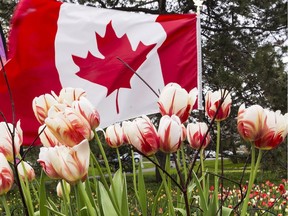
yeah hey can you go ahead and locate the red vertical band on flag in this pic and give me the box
[156,14,198,92]
[0,0,62,145]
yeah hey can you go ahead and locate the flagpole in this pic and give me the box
[193,0,204,110]
[0,22,7,63]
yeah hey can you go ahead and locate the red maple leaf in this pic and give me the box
[72,21,156,113]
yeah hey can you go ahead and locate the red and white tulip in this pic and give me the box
[105,123,124,148]
[158,115,182,153]
[186,122,211,150]
[45,104,94,147]
[32,93,58,124]
[238,104,288,150]
[38,124,62,147]
[17,161,36,182]
[38,139,90,184]
[72,97,100,130]
[0,153,14,195]
[0,121,23,162]
[122,116,159,156]
[57,87,87,106]
[205,89,232,122]
[158,83,198,123]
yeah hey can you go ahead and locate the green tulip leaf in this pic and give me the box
[99,181,118,216]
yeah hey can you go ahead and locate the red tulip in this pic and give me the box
[0,153,14,195]
[0,121,23,162]
[186,122,211,149]
[105,123,124,148]
[205,89,232,121]
[122,116,159,156]
[158,115,182,153]
[158,83,197,123]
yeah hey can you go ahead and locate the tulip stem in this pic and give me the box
[77,181,96,216]
[241,145,263,216]
[153,155,175,216]
[116,148,122,171]
[214,121,221,211]
[200,148,206,199]
[0,195,11,216]
[94,131,113,184]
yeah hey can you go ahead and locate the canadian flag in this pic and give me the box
[0,0,199,145]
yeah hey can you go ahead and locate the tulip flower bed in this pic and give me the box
[0,75,287,215]
[127,180,288,215]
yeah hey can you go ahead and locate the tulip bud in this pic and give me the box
[123,116,159,156]
[72,97,100,130]
[56,180,71,198]
[0,120,23,162]
[187,122,211,150]
[205,89,232,121]
[158,83,197,123]
[0,153,14,195]
[32,93,58,124]
[158,115,182,153]
[17,161,35,182]
[105,123,124,148]
[57,87,86,106]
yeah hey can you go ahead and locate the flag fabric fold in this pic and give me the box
[1,0,199,145]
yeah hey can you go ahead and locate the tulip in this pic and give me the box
[0,121,23,162]
[32,93,58,124]
[57,87,87,106]
[253,110,288,150]
[181,124,187,141]
[122,116,159,156]
[17,161,35,182]
[237,104,267,142]
[205,89,232,121]
[158,115,182,153]
[38,139,90,184]
[72,97,100,130]
[38,125,62,147]
[158,83,198,123]
[237,104,288,150]
[105,123,124,148]
[45,104,94,147]
[0,153,14,195]
[186,122,211,149]
[56,180,71,198]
